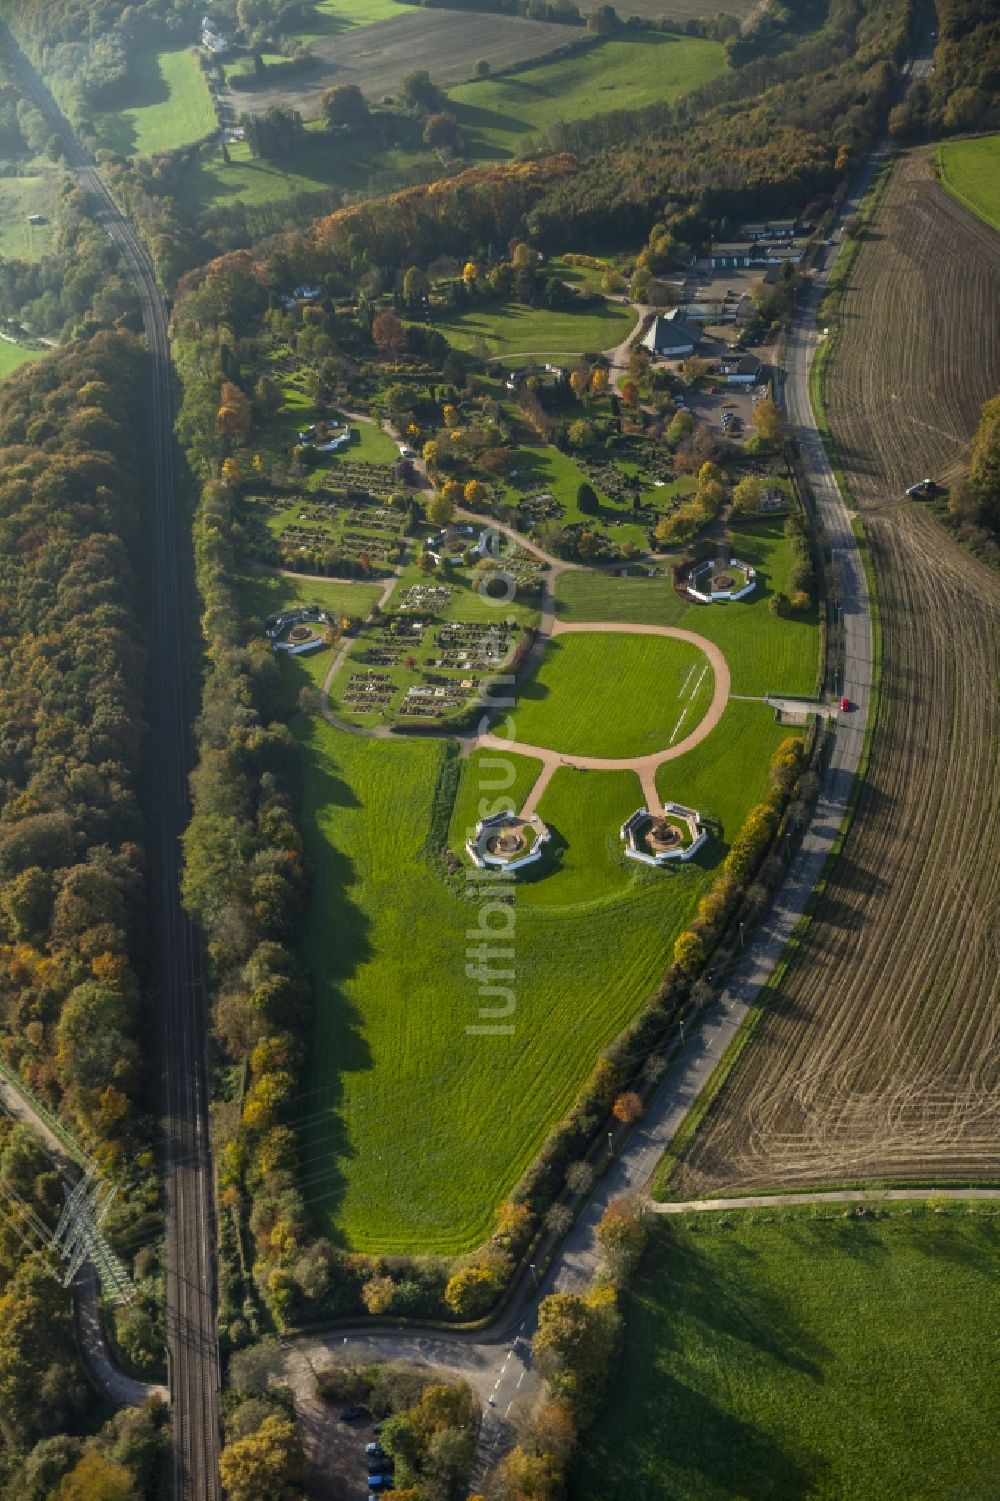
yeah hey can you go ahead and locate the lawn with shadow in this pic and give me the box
[572,1207,1000,1501]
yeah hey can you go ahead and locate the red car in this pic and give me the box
[839,696,851,712]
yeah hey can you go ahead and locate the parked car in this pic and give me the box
[840,697,851,712]
[366,1442,385,1458]
[368,1474,394,1492]
[368,1456,394,1474]
[340,1405,367,1422]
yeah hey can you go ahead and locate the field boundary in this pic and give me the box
[933,136,1000,235]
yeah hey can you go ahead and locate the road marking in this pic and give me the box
[516,1369,525,1389]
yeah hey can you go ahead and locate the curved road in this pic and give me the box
[0,26,222,1501]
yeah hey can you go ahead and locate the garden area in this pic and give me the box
[572,1206,1000,1501]
[428,298,636,358]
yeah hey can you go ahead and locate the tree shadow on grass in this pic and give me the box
[294,736,376,1241]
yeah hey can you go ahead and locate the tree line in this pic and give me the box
[0,333,169,1497]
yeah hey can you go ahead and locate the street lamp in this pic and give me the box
[739,921,744,949]
[528,1263,538,1287]
[679,1019,685,1045]
[607,1131,613,1156]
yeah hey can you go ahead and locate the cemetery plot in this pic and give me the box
[241,485,406,575]
[328,614,524,725]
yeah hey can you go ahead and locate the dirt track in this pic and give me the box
[672,151,1000,1195]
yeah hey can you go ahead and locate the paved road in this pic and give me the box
[0,26,222,1500]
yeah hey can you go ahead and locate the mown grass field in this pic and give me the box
[448,32,726,159]
[936,133,1000,233]
[658,701,801,844]
[510,632,715,757]
[94,47,216,157]
[296,722,718,1252]
[426,298,635,358]
[572,1208,1000,1501]
[448,748,545,847]
[555,518,821,696]
[529,767,644,906]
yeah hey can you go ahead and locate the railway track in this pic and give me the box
[0,26,222,1500]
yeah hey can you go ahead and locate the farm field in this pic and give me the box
[670,153,1000,1199]
[510,631,715,758]
[936,133,1000,233]
[93,48,217,157]
[572,1208,1000,1501]
[824,149,1000,496]
[295,721,716,1252]
[555,518,821,696]
[228,9,575,120]
[427,299,636,358]
[447,32,726,159]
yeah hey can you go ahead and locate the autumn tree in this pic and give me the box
[532,1290,619,1423]
[673,929,705,974]
[372,310,406,355]
[732,474,765,515]
[219,1414,303,1501]
[752,394,783,444]
[594,1195,647,1281]
[427,493,454,528]
[217,380,251,443]
[612,1090,642,1125]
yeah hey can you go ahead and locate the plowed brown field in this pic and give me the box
[672,151,1000,1195]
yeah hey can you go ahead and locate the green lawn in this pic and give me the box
[657,701,801,845]
[511,632,715,758]
[529,766,644,907]
[447,32,726,159]
[296,722,716,1252]
[426,299,636,358]
[448,748,545,846]
[555,518,821,697]
[94,48,216,157]
[0,340,47,379]
[937,134,1000,233]
[572,1207,1000,1501]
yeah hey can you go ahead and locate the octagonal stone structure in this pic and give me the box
[686,556,756,603]
[467,811,551,873]
[620,802,707,867]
